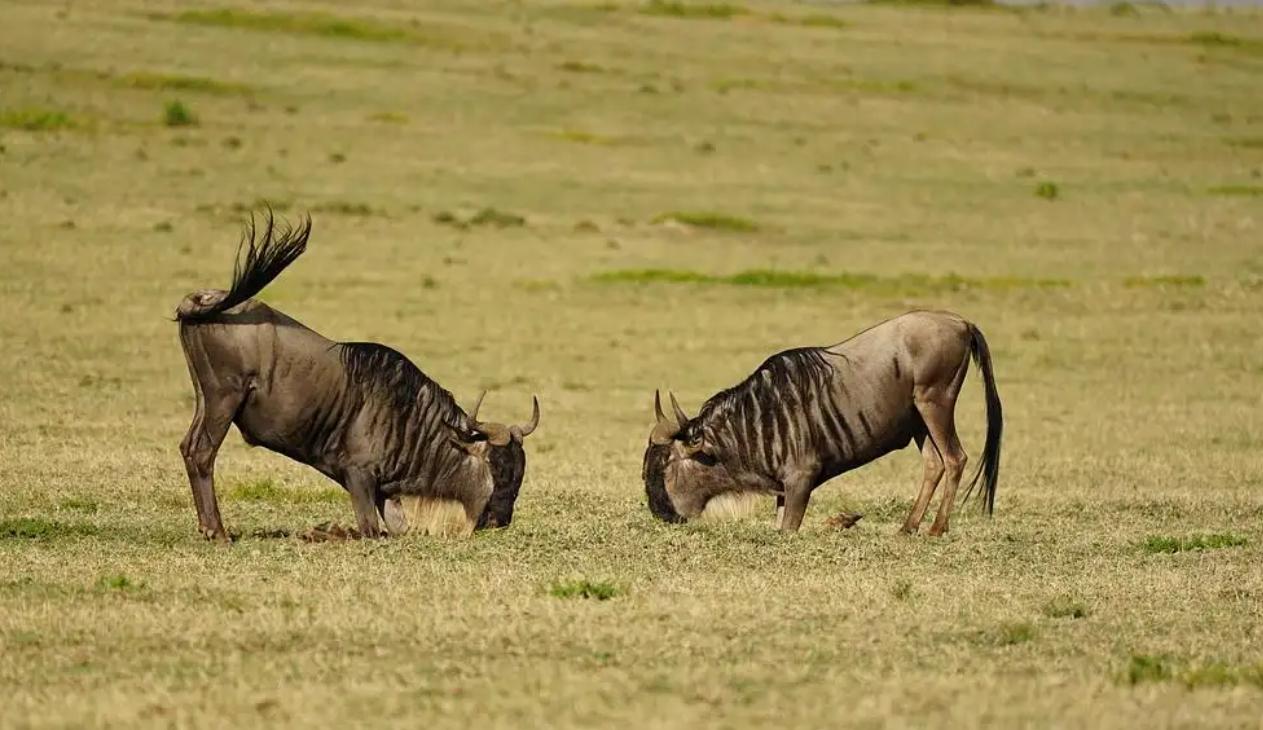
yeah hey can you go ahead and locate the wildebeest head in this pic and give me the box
[446,393,539,529]
[642,391,738,523]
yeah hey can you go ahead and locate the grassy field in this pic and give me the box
[2,0,1263,726]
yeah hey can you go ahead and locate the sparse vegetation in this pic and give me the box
[1034,181,1059,200]
[1043,597,1089,619]
[163,8,413,43]
[1123,275,1204,288]
[227,479,344,505]
[1124,654,1263,689]
[0,107,73,131]
[639,1,749,19]
[592,268,1071,292]
[0,518,96,539]
[120,72,250,95]
[651,211,759,232]
[163,100,197,127]
[1209,185,1263,197]
[549,578,623,600]
[1142,533,1247,554]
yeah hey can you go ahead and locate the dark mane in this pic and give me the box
[338,342,463,418]
[697,347,834,424]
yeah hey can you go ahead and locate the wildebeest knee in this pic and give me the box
[944,451,968,475]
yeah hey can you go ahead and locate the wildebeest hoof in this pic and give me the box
[825,512,864,529]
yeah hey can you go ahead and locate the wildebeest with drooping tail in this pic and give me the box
[176,211,538,541]
[643,311,1002,535]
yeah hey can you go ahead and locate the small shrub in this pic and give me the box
[1043,597,1089,619]
[1142,533,1247,554]
[468,207,526,227]
[164,100,197,127]
[0,108,73,131]
[550,578,622,600]
[1125,654,1172,684]
[1034,181,1059,200]
[652,211,759,232]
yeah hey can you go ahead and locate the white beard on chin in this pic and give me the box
[383,496,475,537]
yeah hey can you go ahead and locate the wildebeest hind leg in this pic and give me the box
[180,391,243,542]
[919,402,968,538]
[899,432,944,535]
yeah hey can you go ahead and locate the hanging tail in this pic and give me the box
[176,209,311,321]
[961,323,1003,515]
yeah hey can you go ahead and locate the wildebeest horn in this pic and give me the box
[511,396,540,440]
[468,390,487,424]
[669,391,690,425]
[650,390,681,445]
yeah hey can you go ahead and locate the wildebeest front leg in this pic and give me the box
[179,391,243,543]
[343,469,384,538]
[778,469,817,532]
[775,494,786,529]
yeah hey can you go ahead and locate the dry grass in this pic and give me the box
[2,0,1262,727]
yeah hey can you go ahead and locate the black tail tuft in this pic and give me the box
[962,323,1003,515]
[177,208,311,321]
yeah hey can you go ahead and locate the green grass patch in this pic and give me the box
[593,268,1071,293]
[119,72,250,95]
[1034,181,1059,200]
[1187,32,1263,53]
[549,578,623,600]
[0,107,73,131]
[97,574,145,592]
[0,518,97,540]
[558,60,606,73]
[367,111,408,124]
[57,497,99,514]
[163,8,413,43]
[1209,185,1263,197]
[868,0,995,7]
[313,201,378,217]
[227,478,344,505]
[1123,275,1204,288]
[163,100,197,127]
[1123,654,1263,689]
[1141,533,1247,554]
[1225,137,1263,149]
[652,211,760,232]
[639,1,748,19]
[554,129,633,146]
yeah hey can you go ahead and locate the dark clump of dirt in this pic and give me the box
[299,522,362,542]
[824,512,864,529]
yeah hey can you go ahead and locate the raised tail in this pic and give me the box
[961,323,1003,515]
[176,209,312,321]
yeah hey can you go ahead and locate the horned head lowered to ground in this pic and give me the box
[445,391,540,529]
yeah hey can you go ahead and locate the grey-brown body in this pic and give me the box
[644,311,1002,535]
[177,213,536,541]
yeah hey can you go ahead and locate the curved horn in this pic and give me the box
[669,391,690,425]
[515,396,540,438]
[468,390,487,425]
[654,390,669,425]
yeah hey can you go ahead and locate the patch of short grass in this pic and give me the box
[433,207,526,228]
[554,129,633,146]
[0,107,73,131]
[639,1,749,19]
[1034,181,1059,200]
[227,478,344,505]
[120,72,250,95]
[312,201,378,217]
[652,211,760,232]
[1123,654,1263,689]
[767,12,848,29]
[1187,32,1263,53]
[163,100,197,127]
[97,574,145,592]
[163,8,412,44]
[1124,654,1173,684]
[0,517,97,540]
[549,578,623,600]
[1141,533,1247,554]
[558,60,606,73]
[868,0,994,7]
[57,496,99,513]
[592,268,1071,293]
[1209,185,1263,197]
[367,111,408,124]
[1123,275,1204,288]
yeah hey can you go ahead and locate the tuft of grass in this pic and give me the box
[652,211,759,232]
[1043,597,1089,619]
[57,497,99,514]
[558,60,606,73]
[549,578,623,600]
[468,207,527,227]
[313,201,377,216]
[1209,185,1263,197]
[120,72,249,95]
[1225,137,1263,149]
[227,478,344,505]
[97,574,144,592]
[1124,654,1172,684]
[592,268,1070,293]
[163,100,197,127]
[1123,655,1263,689]
[0,107,73,131]
[768,12,848,29]
[0,518,96,540]
[639,1,748,19]
[367,111,408,124]
[554,129,633,146]
[1141,533,1247,554]
[994,622,1036,646]
[1034,181,1059,200]
[1109,2,1139,16]
[164,8,412,44]
[867,0,995,6]
[1123,275,1204,288]
[891,579,914,601]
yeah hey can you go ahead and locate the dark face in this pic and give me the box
[642,433,739,523]
[477,440,526,529]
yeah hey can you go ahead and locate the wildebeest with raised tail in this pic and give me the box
[643,311,1002,535]
[176,211,538,541]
